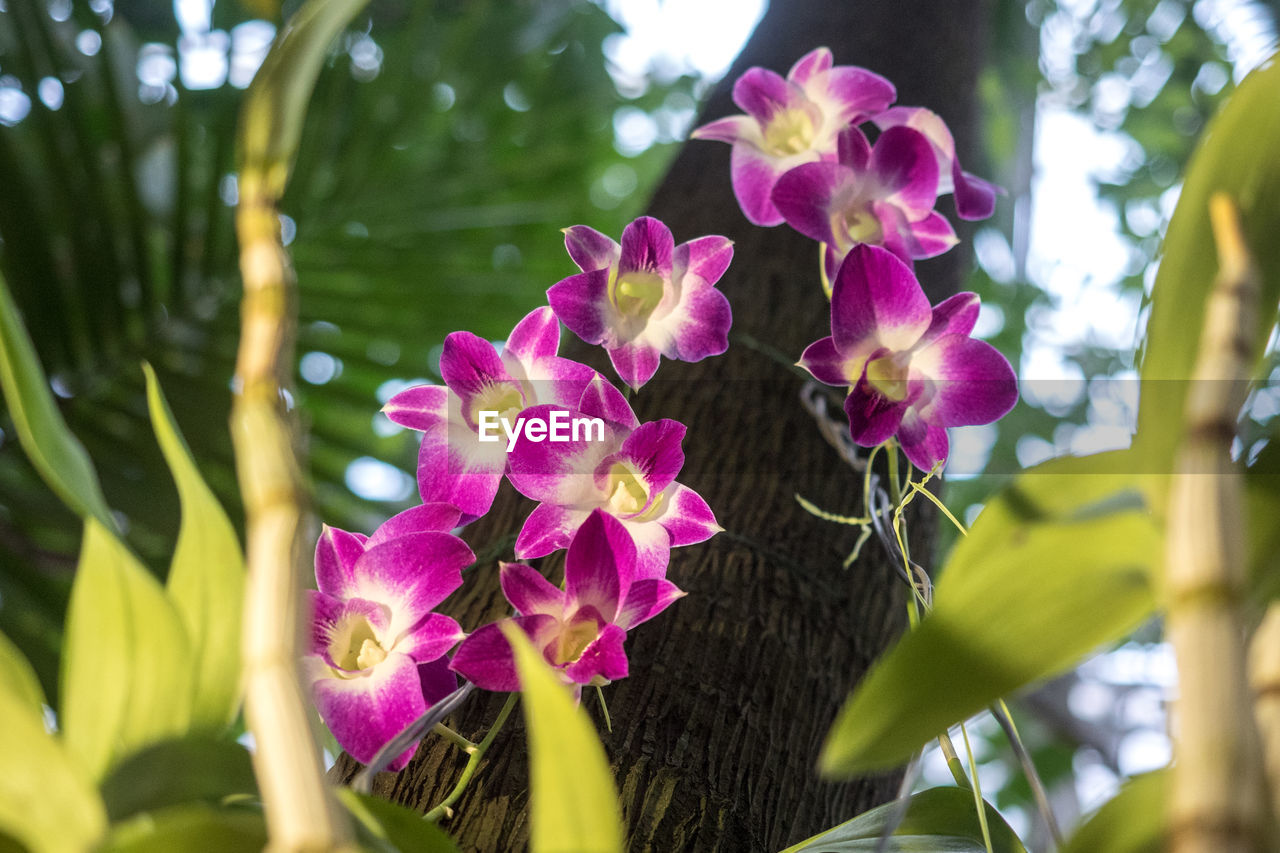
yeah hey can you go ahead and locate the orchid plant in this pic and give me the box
[301,40,1024,847]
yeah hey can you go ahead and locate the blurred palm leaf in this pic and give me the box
[0,0,689,700]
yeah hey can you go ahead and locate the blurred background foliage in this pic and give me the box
[0,0,1276,845]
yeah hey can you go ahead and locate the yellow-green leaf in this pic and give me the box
[821,453,1160,776]
[98,804,266,853]
[336,789,460,853]
[143,363,246,730]
[0,688,106,853]
[1136,57,1280,471]
[505,625,624,853]
[1060,770,1166,853]
[0,270,115,531]
[61,519,194,780]
[0,628,45,713]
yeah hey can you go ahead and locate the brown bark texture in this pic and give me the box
[333,0,990,849]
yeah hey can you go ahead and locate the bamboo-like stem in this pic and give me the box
[1249,603,1280,835]
[1164,193,1268,853]
[233,169,355,852]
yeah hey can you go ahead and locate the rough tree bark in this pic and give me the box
[333,0,990,849]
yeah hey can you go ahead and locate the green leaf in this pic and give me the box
[505,624,625,853]
[1060,770,1167,853]
[335,789,460,853]
[99,736,257,823]
[60,519,194,780]
[0,688,106,853]
[0,270,115,531]
[143,363,246,730]
[1136,58,1280,471]
[821,453,1161,776]
[1246,437,1280,602]
[781,786,1026,853]
[0,627,45,713]
[98,804,267,853]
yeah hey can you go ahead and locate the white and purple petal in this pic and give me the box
[731,66,797,123]
[844,381,910,448]
[787,46,833,87]
[315,525,366,598]
[500,560,565,618]
[663,284,733,364]
[353,532,472,635]
[564,510,635,620]
[439,331,512,399]
[506,404,620,505]
[919,292,980,348]
[772,161,846,245]
[563,225,620,273]
[798,336,861,387]
[615,578,685,631]
[730,143,789,227]
[504,306,561,363]
[654,483,722,547]
[415,412,506,523]
[311,650,426,770]
[563,623,629,686]
[618,419,686,497]
[617,516,673,580]
[689,114,761,145]
[911,335,1018,428]
[831,244,932,353]
[618,216,675,278]
[547,268,611,346]
[871,126,940,219]
[382,383,447,432]
[397,612,465,663]
[450,614,558,692]
[896,408,951,472]
[367,502,462,547]
[607,340,663,391]
[514,503,591,560]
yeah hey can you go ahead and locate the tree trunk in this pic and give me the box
[333,0,989,848]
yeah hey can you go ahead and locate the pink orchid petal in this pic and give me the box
[615,578,685,631]
[902,209,959,259]
[772,160,845,244]
[675,235,734,288]
[307,591,344,657]
[919,292,980,347]
[439,331,512,398]
[836,125,872,171]
[608,340,662,391]
[418,656,458,705]
[367,503,462,547]
[450,615,558,692]
[872,127,940,218]
[913,335,1019,427]
[815,65,896,124]
[666,285,732,363]
[514,503,591,560]
[896,408,950,472]
[506,404,620,505]
[382,383,447,431]
[953,164,999,220]
[315,525,366,598]
[731,66,797,122]
[565,510,635,621]
[655,483,721,547]
[547,268,611,346]
[504,306,561,362]
[618,419,686,497]
[576,373,639,430]
[689,114,760,145]
[619,516,672,580]
[788,46,833,86]
[618,216,675,279]
[353,532,472,633]
[415,412,506,523]
[831,245,932,353]
[799,336,862,387]
[398,612,465,663]
[730,143,788,226]
[500,561,565,618]
[844,380,909,448]
[563,225,620,273]
[563,623,629,686]
[312,651,426,770]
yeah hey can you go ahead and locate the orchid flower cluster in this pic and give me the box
[692,47,1018,471]
[305,220,730,767]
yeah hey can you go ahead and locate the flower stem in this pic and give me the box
[433,723,477,754]
[426,693,520,822]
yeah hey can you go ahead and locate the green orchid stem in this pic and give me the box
[936,731,972,790]
[991,699,1064,847]
[433,723,477,754]
[426,693,519,823]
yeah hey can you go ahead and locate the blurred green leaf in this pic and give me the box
[61,519,194,780]
[336,789,459,853]
[821,453,1160,776]
[0,626,45,713]
[505,624,624,853]
[99,736,257,824]
[1060,769,1167,853]
[143,363,246,730]
[1136,57,1280,471]
[781,786,1026,853]
[1246,437,1280,602]
[98,804,267,853]
[0,688,106,853]
[0,270,115,531]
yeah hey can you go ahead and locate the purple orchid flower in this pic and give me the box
[872,106,1000,221]
[305,506,474,769]
[504,403,720,580]
[772,125,958,281]
[548,216,734,391]
[690,47,896,226]
[798,244,1018,472]
[450,509,684,695]
[382,307,603,523]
